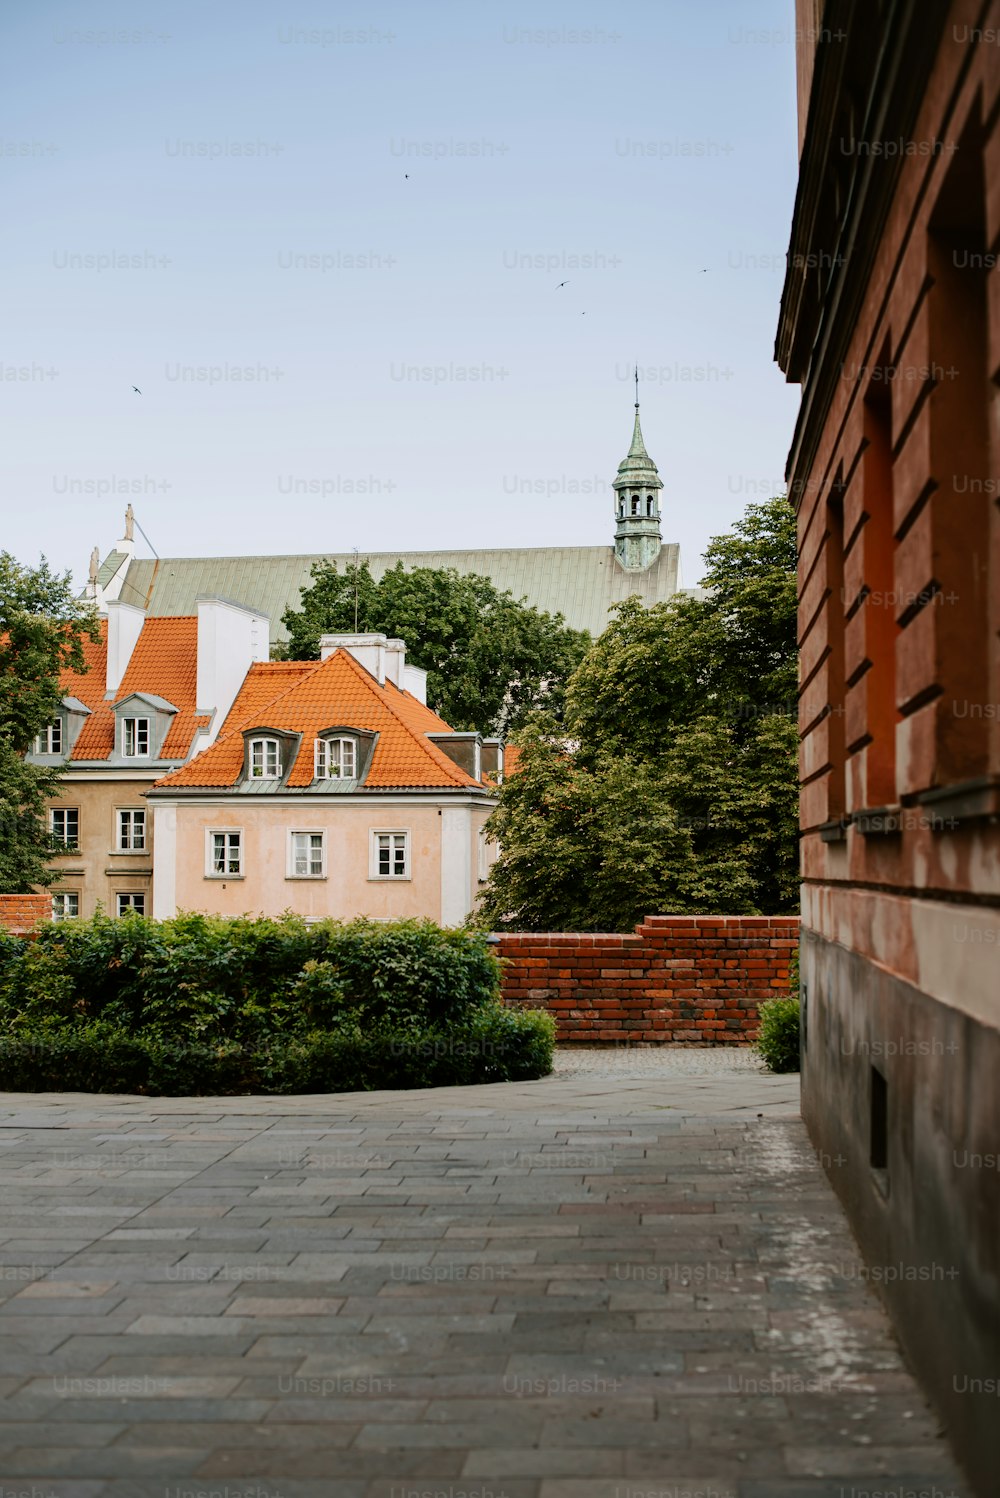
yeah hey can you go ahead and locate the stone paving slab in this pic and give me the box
[0,1055,974,1496]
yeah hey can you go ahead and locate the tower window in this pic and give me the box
[631,495,640,515]
[646,496,653,516]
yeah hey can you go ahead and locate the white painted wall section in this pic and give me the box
[104,602,146,695]
[152,804,177,919]
[440,805,473,926]
[196,598,269,742]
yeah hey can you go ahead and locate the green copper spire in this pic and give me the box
[612,384,663,572]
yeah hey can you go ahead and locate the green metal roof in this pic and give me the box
[615,407,663,491]
[97,550,128,588]
[119,544,681,642]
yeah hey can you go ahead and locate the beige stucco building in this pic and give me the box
[148,634,499,926]
[37,605,497,926]
[32,597,268,920]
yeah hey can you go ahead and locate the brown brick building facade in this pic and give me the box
[777,3,999,1491]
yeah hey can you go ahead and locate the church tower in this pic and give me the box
[613,383,663,571]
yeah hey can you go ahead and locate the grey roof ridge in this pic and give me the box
[130,542,655,564]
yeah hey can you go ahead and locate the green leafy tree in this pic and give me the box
[280,560,590,734]
[0,554,100,892]
[478,497,799,929]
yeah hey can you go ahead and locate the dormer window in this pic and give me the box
[122,717,150,758]
[34,719,63,754]
[249,737,282,779]
[315,736,356,780]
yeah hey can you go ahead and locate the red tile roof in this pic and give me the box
[58,621,108,715]
[65,617,208,762]
[154,647,482,792]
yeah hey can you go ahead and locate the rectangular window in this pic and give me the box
[122,717,150,758]
[52,892,79,920]
[372,830,409,879]
[116,893,146,917]
[290,831,325,877]
[250,737,281,778]
[50,807,79,848]
[117,809,146,852]
[208,830,242,876]
[35,720,63,754]
[315,737,356,779]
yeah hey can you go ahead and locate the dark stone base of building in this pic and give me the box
[800,928,1000,1496]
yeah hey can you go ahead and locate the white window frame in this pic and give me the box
[121,716,150,759]
[50,806,79,848]
[249,736,282,779]
[370,829,410,880]
[116,892,146,917]
[288,829,326,879]
[52,892,79,920]
[35,719,63,754]
[116,808,146,853]
[314,735,357,780]
[206,828,243,877]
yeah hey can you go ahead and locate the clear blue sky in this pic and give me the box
[3,0,801,590]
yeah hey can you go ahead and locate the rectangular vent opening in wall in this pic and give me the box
[870,1064,889,1182]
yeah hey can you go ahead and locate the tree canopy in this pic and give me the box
[477,497,799,930]
[0,554,100,892]
[280,559,590,735]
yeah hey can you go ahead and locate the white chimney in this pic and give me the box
[402,664,428,704]
[383,638,407,689]
[320,632,387,685]
[105,602,146,696]
[197,597,269,743]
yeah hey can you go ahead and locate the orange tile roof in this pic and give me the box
[154,647,483,792]
[502,744,522,777]
[68,616,207,762]
[215,661,315,738]
[58,621,108,714]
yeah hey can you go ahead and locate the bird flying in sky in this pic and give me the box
[132,386,141,394]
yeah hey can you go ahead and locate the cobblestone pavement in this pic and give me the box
[0,1054,971,1498]
[553,1044,770,1077]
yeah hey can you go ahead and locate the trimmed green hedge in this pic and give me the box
[0,913,554,1095]
[755,995,800,1073]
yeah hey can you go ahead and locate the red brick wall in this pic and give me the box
[0,894,50,935]
[496,915,799,1045]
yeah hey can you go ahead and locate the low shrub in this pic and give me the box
[0,913,554,1095]
[755,995,800,1073]
[0,1009,556,1096]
